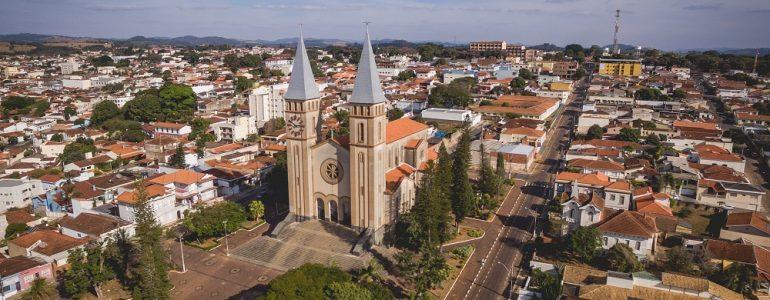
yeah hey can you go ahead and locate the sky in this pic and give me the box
[1,0,769,50]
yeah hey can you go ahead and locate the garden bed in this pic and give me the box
[444,226,485,246]
[241,219,266,230]
[185,238,220,251]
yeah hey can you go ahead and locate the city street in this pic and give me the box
[446,82,582,300]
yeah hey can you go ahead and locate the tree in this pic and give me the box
[249,200,265,222]
[131,183,172,299]
[574,68,587,79]
[586,124,604,140]
[168,144,186,168]
[671,88,687,99]
[60,248,94,298]
[182,201,246,240]
[325,281,372,300]
[451,130,475,229]
[235,76,255,92]
[428,83,472,108]
[569,227,601,263]
[665,246,694,274]
[479,142,501,196]
[50,133,64,142]
[531,268,563,300]
[5,223,29,239]
[387,108,404,121]
[606,243,643,273]
[634,88,668,101]
[518,68,534,80]
[265,264,353,300]
[396,247,450,296]
[90,55,114,67]
[617,127,641,142]
[91,100,121,126]
[187,118,211,141]
[21,278,57,300]
[644,133,661,146]
[394,70,416,81]
[715,263,756,294]
[496,151,506,179]
[510,77,527,91]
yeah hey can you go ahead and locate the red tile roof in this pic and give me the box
[386,118,429,144]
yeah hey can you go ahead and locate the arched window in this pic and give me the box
[358,123,365,143]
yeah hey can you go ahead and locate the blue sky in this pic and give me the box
[2,0,769,50]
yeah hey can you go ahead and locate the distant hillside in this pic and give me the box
[675,47,770,56]
[529,43,563,51]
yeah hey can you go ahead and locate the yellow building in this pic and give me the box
[598,59,642,77]
[550,81,573,92]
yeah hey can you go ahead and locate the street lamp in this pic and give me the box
[497,261,513,300]
[178,234,186,273]
[222,220,230,256]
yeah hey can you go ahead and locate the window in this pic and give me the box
[358,123,364,143]
[635,241,641,250]
[603,237,608,245]
[620,196,625,205]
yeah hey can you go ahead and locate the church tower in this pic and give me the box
[348,26,388,239]
[284,29,321,221]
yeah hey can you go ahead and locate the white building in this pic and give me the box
[212,115,258,142]
[597,211,658,259]
[0,179,43,213]
[536,89,570,104]
[420,108,481,126]
[249,83,290,127]
[62,76,92,89]
[60,59,80,75]
[117,184,187,226]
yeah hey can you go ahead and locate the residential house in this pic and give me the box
[595,211,659,259]
[117,184,186,226]
[0,256,54,298]
[148,169,218,204]
[7,230,90,267]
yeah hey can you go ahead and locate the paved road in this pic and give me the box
[446,82,583,300]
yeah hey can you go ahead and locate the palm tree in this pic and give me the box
[248,200,265,222]
[21,278,57,300]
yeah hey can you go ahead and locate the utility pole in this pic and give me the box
[222,220,230,256]
[612,9,621,55]
[178,234,187,273]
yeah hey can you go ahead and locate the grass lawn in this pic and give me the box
[241,219,266,230]
[429,245,475,299]
[671,203,726,237]
[185,238,221,251]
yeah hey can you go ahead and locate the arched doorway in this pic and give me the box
[339,197,351,226]
[329,200,338,223]
[316,198,325,220]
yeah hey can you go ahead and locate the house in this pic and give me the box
[117,184,186,226]
[492,143,536,172]
[555,264,742,300]
[147,169,218,204]
[704,239,770,284]
[561,191,606,233]
[499,127,545,150]
[553,172,633,211]
[697,179,765,211]
[595,210,658,259]
[420,108,482,127]
[38,173,66,191]
[0,179,44,214]
[693,144,745,174]
[7,230,90,267]
[151,121,192,138]
[0,256,54,298]
[59,212,133,241]
[566,159,626,180]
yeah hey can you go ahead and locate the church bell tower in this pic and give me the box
[284,29,321,221]
[348,25,388,239]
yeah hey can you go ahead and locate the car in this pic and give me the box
[720,204,735,210]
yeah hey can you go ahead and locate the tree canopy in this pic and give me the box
[569,227,601,263]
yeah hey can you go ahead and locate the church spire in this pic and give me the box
[284,25,321,101]
[349,23,387,104]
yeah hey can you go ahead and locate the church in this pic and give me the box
[282,28,434,244]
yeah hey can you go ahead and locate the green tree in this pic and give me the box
[394,70,416,81]
[187,118,211,141]
[168,144,186,168]
[495,151,506,179]
[665,246,694,274]
[4,223,29,238]
[123,91,163,122]
[91,100,121,126]
[606,243,643,273]
[131,183,172,299]
[395,247,450,297]
[265,264,352,300]
[59,137,97,164]
[20,278,57,300]
[617,127,641,142]
[90,55,114,67]
[478,142,501,196]
[387,108,404,121]
[235,76,255,92]
[531,268,563,300]
[586,124,604,140]
[715,263,756,294]
[325,281,372,300]
[249,200,265,221]
[451,130,475,229]
[671,88,687,99]
[569,227,601,263]
[182,201,246,240]
[60,248,94,298]
[518,68,534,80]
[428,81,473,108]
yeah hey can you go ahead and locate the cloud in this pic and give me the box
[85,3,158,11]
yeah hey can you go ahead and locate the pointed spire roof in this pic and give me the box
[349,25,387,104]
[284,27,321,101]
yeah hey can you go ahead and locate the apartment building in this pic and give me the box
[469,41,507,52]
[0,179,43,213]
[598,59,643,77]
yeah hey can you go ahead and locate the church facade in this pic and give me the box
[283,28,433,243]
